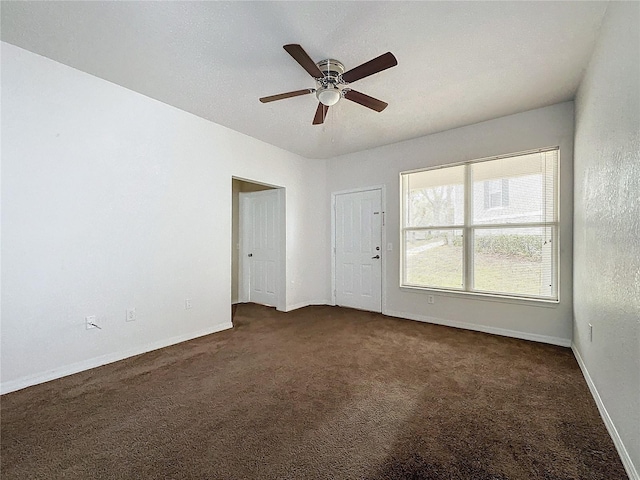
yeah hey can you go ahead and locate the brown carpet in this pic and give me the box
[1,303,627,479]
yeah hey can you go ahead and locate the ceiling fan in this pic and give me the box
[260,44,398,125]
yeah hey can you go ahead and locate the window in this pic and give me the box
[484,179,509,209]
[401,148,559,301]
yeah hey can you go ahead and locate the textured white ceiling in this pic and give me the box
[1,1,607,159]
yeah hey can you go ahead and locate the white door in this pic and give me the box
[240,190,280,307]
[334,189,382,312]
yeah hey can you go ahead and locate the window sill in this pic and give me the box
[399,285,560,307]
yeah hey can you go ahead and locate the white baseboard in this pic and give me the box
[284,300,330,312]
[0,321,233,395]
[383,309,572,347]
[284,302,309,312]
[572,344,638,480]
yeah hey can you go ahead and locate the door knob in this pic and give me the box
[248,253,253,257]
[372,255,380,259]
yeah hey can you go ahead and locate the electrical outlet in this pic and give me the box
[428,295,435,304]
[86,315,97,330]
[185,299,192,310]
[126,308,136,322]
[589,323,593,342]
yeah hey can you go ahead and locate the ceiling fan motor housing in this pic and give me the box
[316,59,345,79]
[316,59,345,106]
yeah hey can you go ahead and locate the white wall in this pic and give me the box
[0,43,330,393]
[573,2,640,478]
[327,102,574,345]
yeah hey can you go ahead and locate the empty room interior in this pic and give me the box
[1,1,638,479]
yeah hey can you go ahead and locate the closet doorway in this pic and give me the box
[231,178,285,311]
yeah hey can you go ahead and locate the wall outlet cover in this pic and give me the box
[85,315,97,330]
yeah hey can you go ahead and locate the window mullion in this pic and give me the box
[464,165,473,291]
[404,225,465,231]
[466,221,559,229]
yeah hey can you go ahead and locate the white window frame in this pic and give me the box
[400,147,560,303]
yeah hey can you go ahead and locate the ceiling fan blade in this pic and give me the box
[341,52,397,84]
[344,90,388,112]
[259,89,314,103]
[283,44,324,78]
[312,103,329,125]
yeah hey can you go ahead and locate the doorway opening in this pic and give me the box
[232,177,286,314]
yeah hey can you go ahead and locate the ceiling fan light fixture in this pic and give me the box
[317,86,341,106]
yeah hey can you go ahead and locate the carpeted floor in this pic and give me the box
[1,303,627,479]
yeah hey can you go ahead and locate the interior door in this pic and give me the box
[334,189,382,312]
[241,190,280,307]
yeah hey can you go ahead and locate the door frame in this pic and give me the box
[238,186,286,312]
[330,185,387,312]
